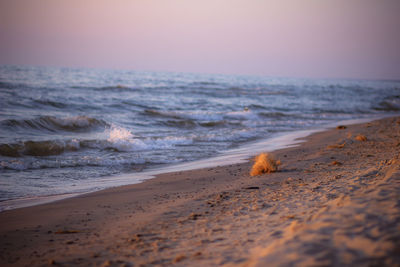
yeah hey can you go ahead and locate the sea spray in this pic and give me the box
[106,125,146,152]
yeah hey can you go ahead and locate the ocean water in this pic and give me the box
[1,65,399,205]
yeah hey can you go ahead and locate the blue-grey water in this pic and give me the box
[0,65,399,204]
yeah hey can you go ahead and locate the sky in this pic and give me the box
[0,0,399,80]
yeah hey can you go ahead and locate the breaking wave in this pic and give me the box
[0,139,80,157]
[1,116,108,132]
[144,109,260,128]
[0,125,193,158]
[104,125,193,152]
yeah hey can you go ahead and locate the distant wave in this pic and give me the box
[144,109,258,122]
[162,119,197,128]
[33,99,68,109]
[143,109,183,120]
[143,109,225,128]
[94,85,133,91]
[259,112,291,118]
[0,81,23,89]
[374,96,400,111]
[70,84,134,92]
[190,81,221,86]
[1,116,108,133]
[143,108,284,129]
[227,87,289,96]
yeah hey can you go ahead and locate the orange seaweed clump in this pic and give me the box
[250,153,281,176]
[355,134,367,141]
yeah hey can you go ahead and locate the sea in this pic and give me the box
[1,65,399,209]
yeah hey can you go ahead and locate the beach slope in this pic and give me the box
[0,117,399,266]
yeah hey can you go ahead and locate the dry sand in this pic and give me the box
[0,117,399,267]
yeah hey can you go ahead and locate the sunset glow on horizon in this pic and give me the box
[1,0,399,79]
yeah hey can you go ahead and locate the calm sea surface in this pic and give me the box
[1,65,399,204]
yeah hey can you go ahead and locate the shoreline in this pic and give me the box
[1,116,399,266]
[0,115,389,212]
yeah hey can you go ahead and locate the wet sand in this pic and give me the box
[1,117,399,266]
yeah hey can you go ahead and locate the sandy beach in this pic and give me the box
[1,116,399,266]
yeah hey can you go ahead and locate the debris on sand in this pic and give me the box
[250,153,281,176]
[355,134,367,142]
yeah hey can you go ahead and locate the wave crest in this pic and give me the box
[0,139,80,157]
[2,115,108,132]
[375,96,400,111]
[105,125,192,152]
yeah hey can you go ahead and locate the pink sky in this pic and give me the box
[1,0,399,79]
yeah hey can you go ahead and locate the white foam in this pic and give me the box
[106,125,192,152]
[107,125,135,142]
[0,159,27,170]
